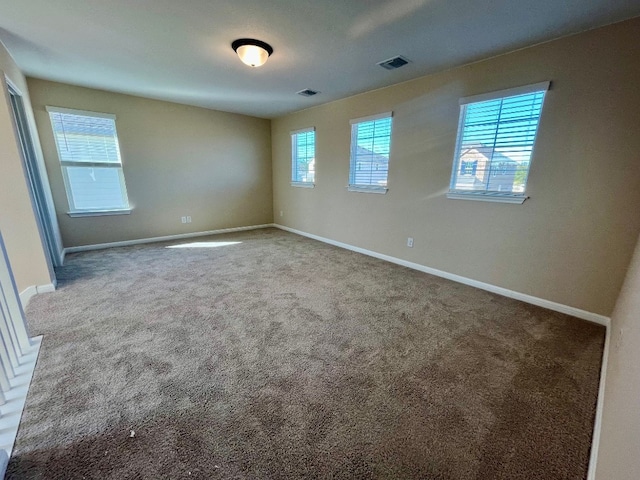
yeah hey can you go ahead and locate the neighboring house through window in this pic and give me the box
[461,160,478,176]
[47,107,130,216]
[447,82,549,203]
[291,127,315,187]
[348,112,392,193]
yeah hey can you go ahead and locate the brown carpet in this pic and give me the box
[7,228,604,479]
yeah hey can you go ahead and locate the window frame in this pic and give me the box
[46,106,131,216]
[447,81,550,204]
[348,112,393,194]
[290,126,316,188]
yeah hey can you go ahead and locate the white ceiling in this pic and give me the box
[0,0,638,118]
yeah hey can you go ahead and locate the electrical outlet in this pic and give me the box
[181,216,187,224]
[186,216,192,223]
[407,237,414,248]
[280,210,283,217]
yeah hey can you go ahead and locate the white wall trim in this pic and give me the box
[273,223,610,326]
[20,222,610,479]
[273,223,611,478]
[587,319,611,480]
[37,283,56,294]
[291,182,315,188]
[19,283,56,309]
[459,80,550,105]
[63,223,275,255]
[0,335,42,479]
[18,286,36,308]
[347,185,388,194]
[67,208,132,218]
[446,192,528,204]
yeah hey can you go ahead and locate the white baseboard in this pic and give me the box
[273,224,610,326]
[274,223,611,479]
[63,223,275,255]
[21,222,611,478]
[18,286,36,307]
[587,321,610,480]
[19,283,56,309]
[0,335,42,478]
[37,283,56,294]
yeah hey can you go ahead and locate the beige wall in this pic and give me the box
[27,79,273,247]
[0,43,53,292]
[272,18,640,317]
[595,232,640,479]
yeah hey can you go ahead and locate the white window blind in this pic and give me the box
[291,128,315,185]
[47,107,130,213]
[449,82,549,202]
[349,113,392,191]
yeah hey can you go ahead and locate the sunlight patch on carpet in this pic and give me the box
[166,241,241,249]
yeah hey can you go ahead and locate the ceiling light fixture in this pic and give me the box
[231,38,273,67]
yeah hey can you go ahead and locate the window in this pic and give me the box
[47,107,130,215]
[291,127,315,187]
[448,81,549,204]
[348,112,392,193]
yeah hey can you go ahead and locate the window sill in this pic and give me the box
[446,192,528,204]
[290,182,315,188]
[347,185,388,194]
[68,208,132,217]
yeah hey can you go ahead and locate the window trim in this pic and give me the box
[347,185,388,194]
[67,208,132,218]
[46,105,116,120]
[349,111,393,125]
[446,192,527,204]
[459,81,550,106]
[290,126,316,187]
[291,181,315,188]
[47,106,131,214]
[448,82,550,204]
[348,111,393,194]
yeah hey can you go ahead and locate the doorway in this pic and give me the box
[6,80,62,275]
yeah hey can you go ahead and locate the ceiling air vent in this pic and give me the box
[297,89,319,97]
[377,55,411,70]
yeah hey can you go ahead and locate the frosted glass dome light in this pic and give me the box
[232,39,273,68]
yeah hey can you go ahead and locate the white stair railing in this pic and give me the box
[0,231,43,476]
